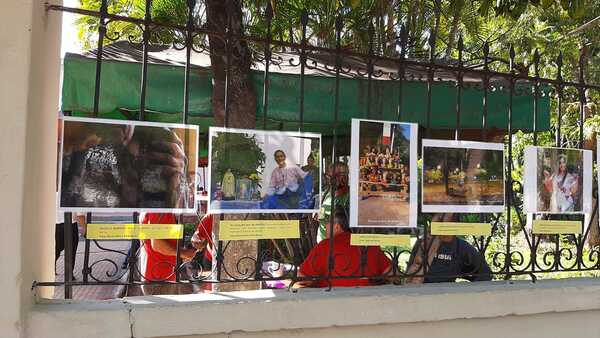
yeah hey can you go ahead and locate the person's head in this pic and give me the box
[306,153,315,166]
[431,213,459,242]
[326,162,349,188]
[274,150,286,168]
[558,154,567,173]
[325,208,349,238]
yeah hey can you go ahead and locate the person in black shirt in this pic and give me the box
[406,213,492,284]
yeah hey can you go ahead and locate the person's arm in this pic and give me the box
[404,239,422,276]
[543,171,553,193]
[295,244,324,287]
[292,270,316,288]
[75,213,87,236]
[150,239,197,262]
[569,176,578,196]
[370,247,396,284]
[190,231,208,251]
[295,165,308,178]
[266,169,280,195]
[460,240,492,282]
[191,215,213,250]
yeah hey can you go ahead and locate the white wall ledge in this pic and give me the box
[27,278,600,338]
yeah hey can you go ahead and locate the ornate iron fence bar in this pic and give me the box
[505,46,515,278]
[261,2,273,130]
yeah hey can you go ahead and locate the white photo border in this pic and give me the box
[349,118,418,228]
[421,139,506,213]
[207,126,322,214]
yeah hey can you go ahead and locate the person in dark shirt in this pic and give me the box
[406,213,492,284]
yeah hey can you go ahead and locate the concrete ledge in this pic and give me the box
[26,299,131,338]
[26,278,600,338]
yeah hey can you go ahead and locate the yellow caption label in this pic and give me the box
[87,224,183,240]
[430,222,491,236]
[532,220,582,234]
[350,234,411,247]
[219,220,300,241]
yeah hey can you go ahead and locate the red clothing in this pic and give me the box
[195,214,214,261]
[141,213,178,281]
[299,232,391,287]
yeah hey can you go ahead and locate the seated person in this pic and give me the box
[317,162,349,242]
[191,213,214,271]
[298,208,391,287]
[139,212,197,295]
[261,149,312,209]
[301,153,320,208]
[405,213,492,284]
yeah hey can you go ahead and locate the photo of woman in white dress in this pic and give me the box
[524,146,591,214]
[542,154,579,212]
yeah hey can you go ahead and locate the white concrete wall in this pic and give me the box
[190,311,600,338]
[26,279,600,338]
[0,1,62,337]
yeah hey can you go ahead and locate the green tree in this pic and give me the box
[210,132,266,184]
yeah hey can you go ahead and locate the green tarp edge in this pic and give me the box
[61,54,550,135]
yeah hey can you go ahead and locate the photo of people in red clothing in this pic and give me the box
[349,119,418,228]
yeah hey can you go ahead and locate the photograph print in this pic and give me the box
[59,116,199,213]
[422,139,505,213]
[350,119,418,228]
[524,146,592,214]
[208,127,321,213]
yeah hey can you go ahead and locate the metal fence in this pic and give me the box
[37,0,600,299]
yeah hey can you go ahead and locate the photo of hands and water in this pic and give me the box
[59,117,198,212]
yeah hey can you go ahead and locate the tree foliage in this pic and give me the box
[210,132,266,183]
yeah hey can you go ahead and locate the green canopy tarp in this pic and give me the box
[61,53,550,135]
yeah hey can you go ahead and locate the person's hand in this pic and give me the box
[79,134,102,151]
[571,184,578,195]
[191,230,208,251]
[147,132,186,177]
[145,131,187,206]
[180,248,198,262]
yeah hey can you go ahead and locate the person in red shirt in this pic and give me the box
[298,208,391,288]
[139,212,197,295]
[191,213,214,270]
